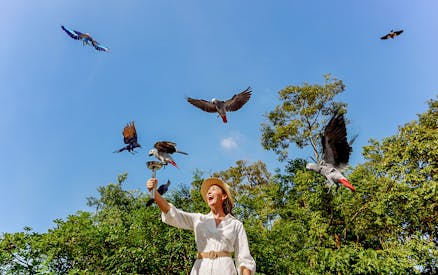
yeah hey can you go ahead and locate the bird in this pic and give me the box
[61,25,110,52]
[380,29,404,40]
[114,122,141,154]
[148,141,188,168]
[306,110,356,192]
[146,179,171,206]
[186,86,252,123]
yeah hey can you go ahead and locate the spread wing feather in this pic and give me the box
[92,40,110,52]
[154,141,177,153]
[322,112,352,168]
[61,25,82,40]
[123,122,137,144]
[186,97,217,113]
[224,87,252,112]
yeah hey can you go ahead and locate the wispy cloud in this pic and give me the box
[220,137,238,150]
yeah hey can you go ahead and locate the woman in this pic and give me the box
[147,177,256,275]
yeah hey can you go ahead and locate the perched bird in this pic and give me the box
[380,29,404,40]
[61,25,110,52]
[114,122,141,154]
[148,141,188,168]
[146,179,171,206]
[306,111,356,192]
[186,86,252,123]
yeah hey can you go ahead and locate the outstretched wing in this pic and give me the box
[154,141,177,153]
[61,25,82,40]
[224,86,252,112]
[92,40,110,52]
[380,33,391,40]
[123,122,138,144]
[321,111,352,168]
[186,97,217,113]
[393,30,404,36]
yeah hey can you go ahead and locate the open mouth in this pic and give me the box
[207,195,214,202]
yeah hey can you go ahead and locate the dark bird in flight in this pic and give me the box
[306,111,356,192]
[380,29,404,40]
[148,141,188,168]
[146,179,171,206]
[61,25,110,52]
[114,122,141,154]
[186,87,252,123]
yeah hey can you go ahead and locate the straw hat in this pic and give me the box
[200,178,234,207]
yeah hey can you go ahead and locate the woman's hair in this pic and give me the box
[223,197,234,215]
[217,185,233,215]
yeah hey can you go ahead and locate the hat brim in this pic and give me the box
[200,178,234,207]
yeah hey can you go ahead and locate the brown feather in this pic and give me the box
[224,87,252,112]
[123,122,137,144]
[187,98,217,113]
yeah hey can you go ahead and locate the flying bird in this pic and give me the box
[148,141,188,168]
[306,111,356,192]
[186,86,252,123]
[114,122,141,154]
[380,29,404,40]
[61,25,110,52]
[146,179,171,206]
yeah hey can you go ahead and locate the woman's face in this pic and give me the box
[206,185,227,208]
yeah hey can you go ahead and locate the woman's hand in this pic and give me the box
[146,178,157,192]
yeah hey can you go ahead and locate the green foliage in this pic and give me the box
[1,87,436,274]
[261,74,347,161]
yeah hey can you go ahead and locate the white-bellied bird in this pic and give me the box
[186,86,252,123]
[306,111,356,192]
[114,121,141,154]
[148,141,188,168]
[61,25,110,52]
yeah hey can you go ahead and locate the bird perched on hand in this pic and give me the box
[61,25,110,52]
[306,110,356,192]
[148,141,188,168]
[186,86,252,123]
[146,179,171,206]
[114,121,141,154]
[380,29,404,40]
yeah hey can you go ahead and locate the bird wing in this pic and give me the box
[321,112,352,168]
[157,180,170,195]
[186,97,217,113]
[154,141,177,153]
[394,30,404,36]
[61,25,82,40]
[92,40,110,52]
[380,33,391,40]
[224,87,252,112]
[123,122,138,144]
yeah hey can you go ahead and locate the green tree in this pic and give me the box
[0,226,45,274]
[258,74,437,273]
[261,74,347,161]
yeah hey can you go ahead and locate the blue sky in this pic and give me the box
[1,1,437,233]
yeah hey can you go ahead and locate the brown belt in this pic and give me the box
[196,251,232,259]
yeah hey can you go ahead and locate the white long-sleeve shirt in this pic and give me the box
[162,204,256,275]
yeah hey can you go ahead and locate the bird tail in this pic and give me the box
[113,147,125,153]
[339,178,355,192]
[168,160,178,168]
[221,115,227,123]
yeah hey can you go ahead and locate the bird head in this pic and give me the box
[306,163,319,172]
[148,149,156,156]
[211,98,218,103]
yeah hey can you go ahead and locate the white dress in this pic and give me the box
[162,204,256,275]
